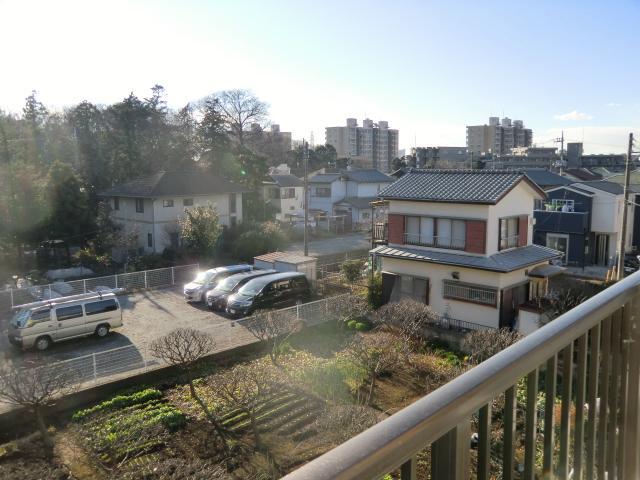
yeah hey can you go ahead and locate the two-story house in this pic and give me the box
[99,171,248,256]
[534,180,638,267]
[308,169,394,230]
[371,169,562,330]
[262,174,305,222]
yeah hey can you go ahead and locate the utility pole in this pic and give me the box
[616,132,634,280]
[553,131,564,172]
[303,139,309,257]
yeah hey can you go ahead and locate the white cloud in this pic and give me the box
[606,102,622,107]
[554,110,593,121]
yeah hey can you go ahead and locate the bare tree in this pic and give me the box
[214,89,268,146]
[245,310,302,366]
[463,328,523,365]
[315,404,381,444]
[149,328,229,452]
[345,332,403,405]
[373,299,438,347]
[327,294,371,327]
[208,363,279,450]
[0,360,77,455]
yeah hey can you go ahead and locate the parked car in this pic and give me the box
[8,292,123,351]
[206,269,277,311]
[226,272,311,318]
[183,265,252,302]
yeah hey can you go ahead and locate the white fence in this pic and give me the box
[15,294,349,394]
[0,264,199,310]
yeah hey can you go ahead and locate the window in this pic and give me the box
[147,233,153,248]
[361,211,370,219]
[183,198,194,206]
[443,280,497,306]
[55,305,83,321]
[281,188,296,199]
[393,275,428,303]
[31,309,51,324]
[113,197,119,210]
[162,199,174,208]
[314,187,331,197]
[229,193,237,214]
[499,217,519,250]
[404,216,465,249]
[85,299,118,315]
[135,198,144,213]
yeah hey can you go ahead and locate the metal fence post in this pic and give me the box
[115,274,118,289]
[171,267,175,285]
[83,279,87,293]
[144,271,148,289]
[296,304,300,319]
[92,353,97,382]
[10,288,14,308]
[47,285,52,299]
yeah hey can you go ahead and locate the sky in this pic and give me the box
[1,0,639,154]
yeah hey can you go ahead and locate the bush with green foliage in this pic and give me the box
[232,221,287,260]
[367,272,384,309]
[72,388,163,421]
[347,319,358,330]
[341,259,365,282]
[354,322,370,331]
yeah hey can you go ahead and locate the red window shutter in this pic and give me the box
[387,214,405,244]
[465,220,486,254]
[518,215,528,247]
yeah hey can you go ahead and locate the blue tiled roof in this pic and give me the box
[378,169,540,204]
[309,169,394,184]
[371,244,562,272]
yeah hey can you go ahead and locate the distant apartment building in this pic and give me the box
[466,117,532,155]
[411,146,468,168]
[486,146,558,169]
[325,118,399,172]
[566,142,626,169]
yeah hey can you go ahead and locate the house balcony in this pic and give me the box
[534,209,589,234]
[284,270,640,479]
[372,222,388,245]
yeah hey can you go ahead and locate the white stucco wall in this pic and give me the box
[380,256,544,329]
[277,186,304,220]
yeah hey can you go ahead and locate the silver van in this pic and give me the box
[7,292,123,351]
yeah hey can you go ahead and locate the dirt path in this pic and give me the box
[55,432,106,480]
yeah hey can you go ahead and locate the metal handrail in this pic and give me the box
[283,270,640,479]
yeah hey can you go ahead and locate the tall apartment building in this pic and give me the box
[466,117,532,155]
[325,118,399,172]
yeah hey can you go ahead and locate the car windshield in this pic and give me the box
[192,271,215,285]
[216,276,244,293]
[238,280,266,296]
[10,309,30,328]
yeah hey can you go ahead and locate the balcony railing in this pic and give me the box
[372,222,388,243]
[404,232,466,250]
[284,270,640,480]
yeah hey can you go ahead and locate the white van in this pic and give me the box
[7,292,123,351]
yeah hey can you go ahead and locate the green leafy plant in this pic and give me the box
[367,272,384,309]
[72,388,163,421]
[354,322,370,331]
[341,259,365,282]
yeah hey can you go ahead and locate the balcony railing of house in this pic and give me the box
[534,210,589,234]
[404,232,466,250]
[284,270,640,480]
[372,222,388,244]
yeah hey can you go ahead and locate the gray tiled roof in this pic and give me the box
[309,169,394,184]
[99,171,248,198]
[371,244,562,272]
[270,174,303,188]
[523,169,572,188]
[573,180,640,195]
[378,169,540,204]
[334,197,377,209]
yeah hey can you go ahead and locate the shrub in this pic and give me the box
[232,221,287,261]
[463,328,523,365]
[347,319,358,330]
[367,272,384,309]
[341,259,365,282]
[354,322,370,331]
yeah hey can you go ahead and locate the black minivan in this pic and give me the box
[225,272,311,318]
[205,269,277,311]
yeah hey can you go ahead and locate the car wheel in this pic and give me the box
[95,324,110,338]
[35,336,51,351]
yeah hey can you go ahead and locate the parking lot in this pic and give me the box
[0,286,257,366]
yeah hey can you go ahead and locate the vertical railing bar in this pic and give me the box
[478,404,491,480]
[503,385,517,480]
[586,323,601,480]
[543,354,557,477]
[559,342,574,478]
[431,421,471,480]
[573,332,588,480]
[524,368,539,480]
[597,315,612,480]
[400,455,416,480]
[607,309,622,478]
[624,295,640,479]
[617,300,633,478]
